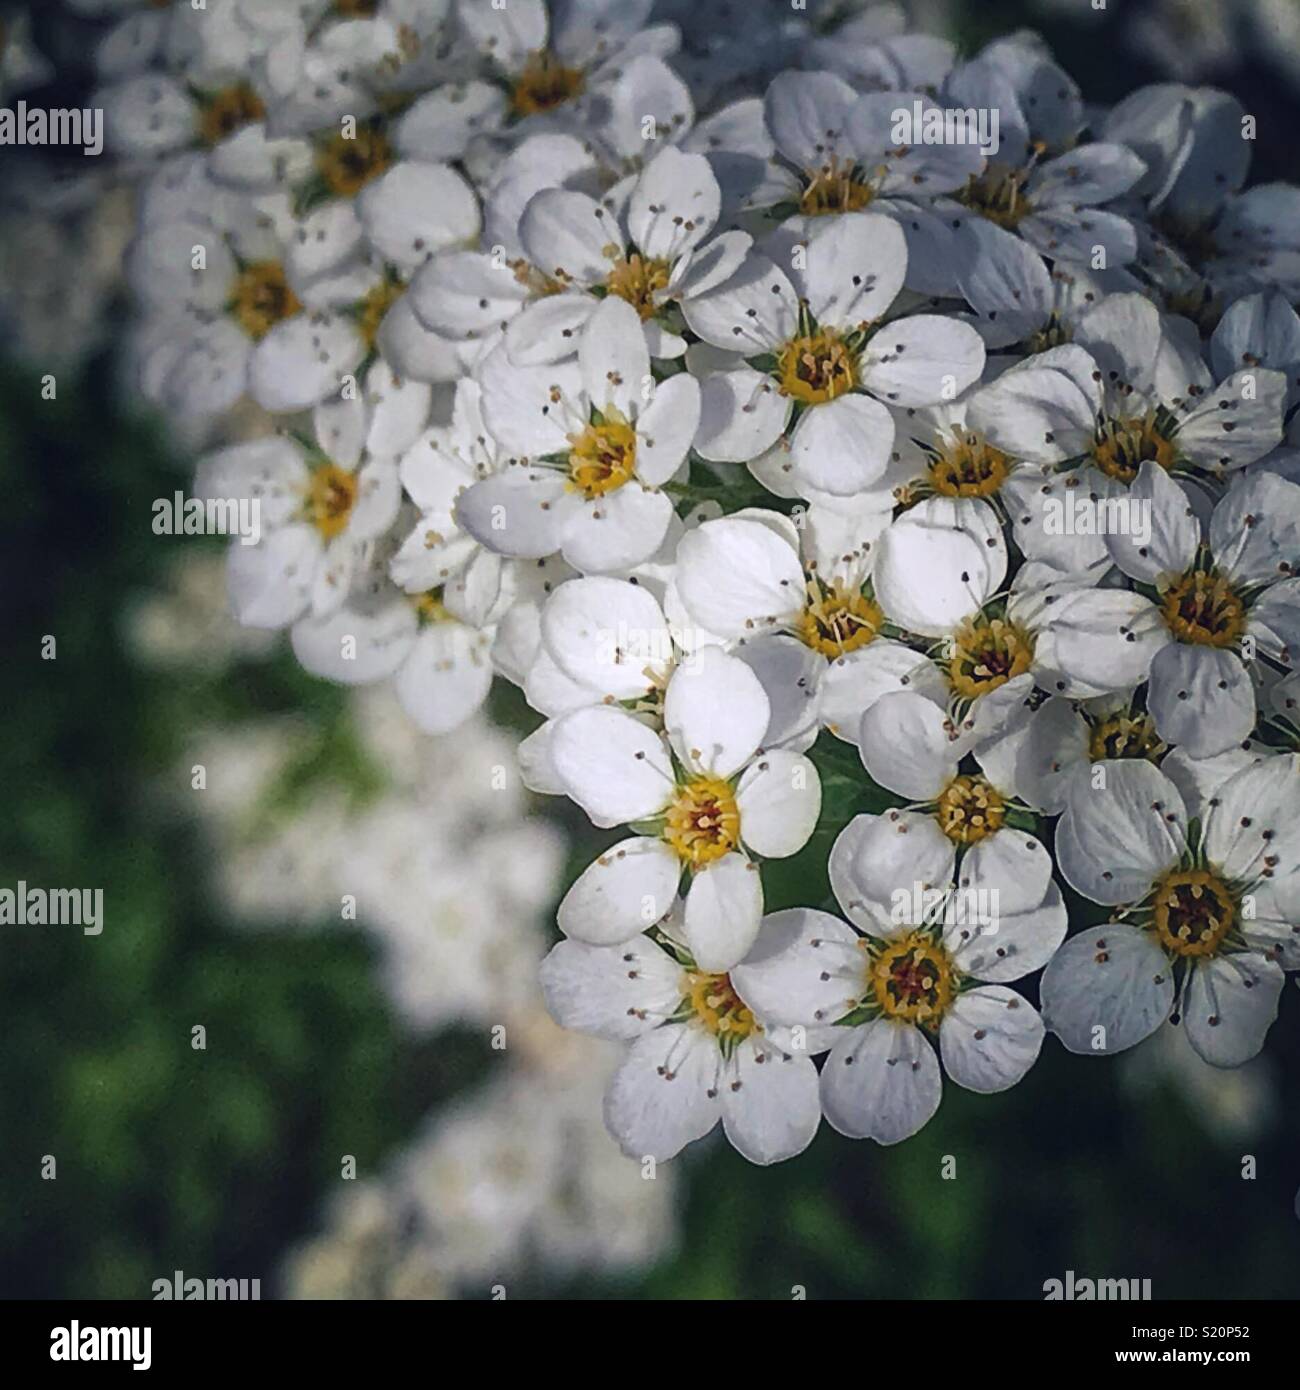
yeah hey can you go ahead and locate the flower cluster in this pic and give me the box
[105,1,1300,1164]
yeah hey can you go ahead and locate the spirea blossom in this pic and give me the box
[94,0,1300,1164]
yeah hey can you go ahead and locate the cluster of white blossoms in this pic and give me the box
[102,1,1300,1166]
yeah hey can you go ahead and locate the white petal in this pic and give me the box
[558,837,682,945]
[804,213,907,326]
[290,597,417,684]
[940,986,1044,1092]
[958,827,1055,918]
[1040,923,1173,1055]
[683,852,764,971]
[947,880,1068,984]
[829,811,955,931]
[735,750,821,859]
[872,516,995,637]
[693,367,790,464]
[560,485,674,575]
[226,525,319,629]
[734,635,824,752]
[393,623,495,735]
[579,294,649,419]
[967,364,1095,464]
[358,162,480,275]
[674,514,804,639]
[788,393,894,496]
[681,253,797,354]
[821,1018,942,1144]
[604,1023,722,1161]
[477,343,585,456]
[249,313,366,414]
[1210,472,1300,587]
[539,937,684,1041]
[408,249,530,339]
[1177,370,1287,470]
[1028,586,1168,699]
[1203,753,1300,881]
[519,188,617,287]
[551,706,675,826]
[629,146,720,261]
[859,314,985,408]
[818,638,947,741]
[1056,759,1185,904]
[1182,953,1285,1068]
[721,1041,821,1165]
[665,646,769,779]
[636,373,700,485]
[1147,643,1255,759]
[540,574,670,698]
[764,69,859,168]
[731,907,863,1031]
[859,689,962,799]
[456,468,573,560]
[1104,460,1200,583]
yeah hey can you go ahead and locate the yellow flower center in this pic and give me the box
[684,971,758,1042]
[567,417,638,498]
[962,162,1032,229]
[511,50,586,117]
[413,591,452,623]
[1151,868,1235,959]
[928,430,1012,497]
[1159,569,1247,648]
[870,931,956,1027]
[798,579,883,658]
[229,260,302,341]
[935,774,1005,845]
[1088,712,1166,762]
[334,0,378,14]
[1090,412,1178,483]
[197,83,266,148]
[664,776,740,867]
[949,615,1035,699]
[358,277,404,350]
[304,464,358,540]
[316,126,393,198]
[605,254,672,319]
[799,156,875,216]
[1025,312,1073,355]
[776,329,858,405]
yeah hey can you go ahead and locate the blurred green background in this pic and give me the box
[1,0,1298,1299]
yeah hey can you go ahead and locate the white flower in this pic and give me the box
[673,509,917,742]
[550,645,820,971]
[942,45,1146,267]
[458,296,699,572]
[756,72,983,295]
[1009,693,1171,815]
[127,177,374,417]
[1042,757,1300,1065]
[1103,466,1300,757]
[540,913,822,1164]
[455,0,686,161]
[405,131,606,352]
[194,360,419,629]
[682,213,985,496]
[731,810,1065,1143]
[967,298,1287,573]
[502,145,749,362]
